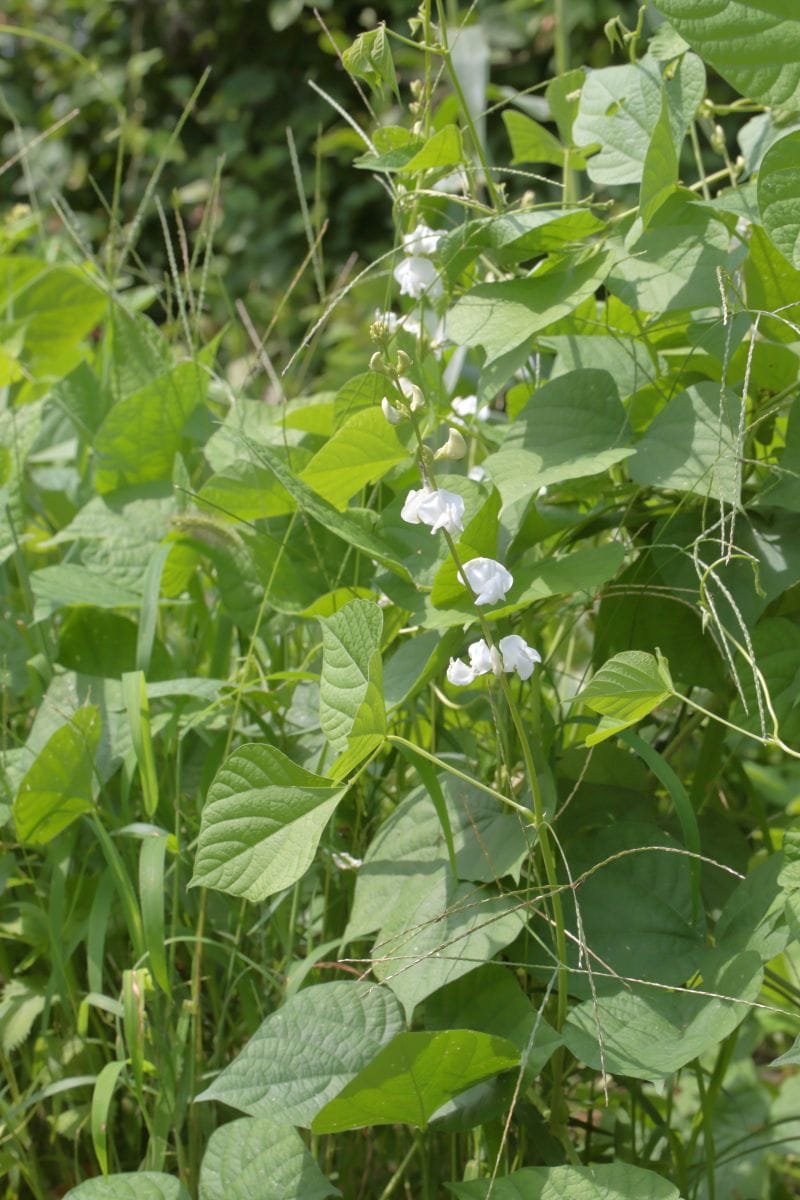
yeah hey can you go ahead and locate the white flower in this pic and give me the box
[460,557,514,606]
[499,635,542,681]
[381,396,403,425]
[468,638,503,676]
[434,427,467,461]
[402,222,442,256]
[468,465,487,482]
[398,377,424,411]
[394,255,442,300]
[452,394,491,421]
[400,486,465,536]
[446,657,476,686]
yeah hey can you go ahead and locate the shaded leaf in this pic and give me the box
[199,1118,339,1200]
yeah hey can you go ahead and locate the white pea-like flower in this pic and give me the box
[446,657,476,687]
[394,255,442,300]
[400,486,465,536]
[468,465,487,482]
[460,557,514,606]
[499,635,542,681]
[402,222,442,256]
[435,427,467,461]
[398,377,425,411]
[381,396,403,425]
[452,394,491,421]
[468,638,503,677]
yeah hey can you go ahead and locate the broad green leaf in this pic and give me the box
[483,369,632,509]
[372,867,526,1018]
[318,599,385,757]
[448,249,613,367]
[440,211,605,283]
[197,981,403,1125]
[64,1173,190,1200]
[342,25,398,100]
[446,1161,681,1199]
[757,130,800,268]
[772,1034,800,1067]
[731,618,800,738]
[346,781,533,940]
[31,565,143,617]
[9,264,106,380]
[563,949,763,1078]
[628,381,741,504]
[199,1118,339,1200]
[243,436,413,581]
[546,69,585,144]
[199,461,295,521]
[573,61,662,184]
[502,111,564,166]
[744,223,800,342]
[107,304,171,400]
[424,966,562,1077]
[311,1030,519,1133]
[608,195,732,313]
[640,96,678,226]
[577,651,674,745]
[573,53,703,186]
[715,856,789,961]
[94,361,206,493]
[14,707,100,844]
[191,745,345,901]
[299,407,408,511]
[564,822,705,997]
[654,0,800,109]
[398,124,464,174]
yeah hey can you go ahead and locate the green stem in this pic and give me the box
[553,0,569,75]
[386,735,531,818]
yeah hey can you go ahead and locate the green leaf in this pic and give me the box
[347,780,532,940]
[64,1174,190,1200]
[199,462,295,521]
[242,435,413,581]
[318,599,385,758]
[398,125,464,174]
[199,1118,339,1200]
[94,361,206,493]
[483,369,632,509]
[654,0,800,109]
[448,249,613,367]
[191,745,345,902]
[640,95,679,225]
[628,381,742,504]
[608,194,731,313]
[757,130,800,268]
[573,61,662,184]
[311,1030,519,1133]
[197,981,403,1125]
[563,950,763,1078]
[744,223,800,342]
[14,707,100,844]
[446,1162,681,1199]
[502,111,565,166]
[372,867,526,1018]
[299,407,408,511]
[342,25,398,100]
[9,264,106,380]
[577,651,674,745]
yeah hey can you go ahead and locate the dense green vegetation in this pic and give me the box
[1,2,800,1198]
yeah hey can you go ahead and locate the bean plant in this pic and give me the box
[2,2,800,1198]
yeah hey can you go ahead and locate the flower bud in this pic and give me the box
[395,349,412,375]
[369,350,389,374]
[434,426,467,461]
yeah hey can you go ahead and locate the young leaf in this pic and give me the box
[311,1030,520,1133]
[576,650,674,745]
[14,706,101,844]
[342,25,398,100]
[191,745,346,902]
[654,0,800,109]
[318,599,385,757]
[199,1118,339,1200]
[398,125,464,174]
[757,129,800,268]
[196,981,404,1125]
